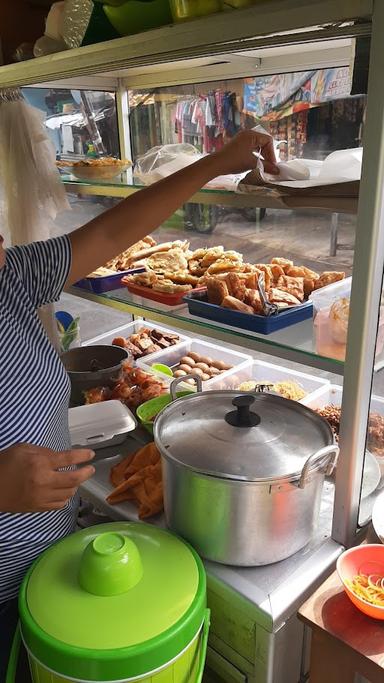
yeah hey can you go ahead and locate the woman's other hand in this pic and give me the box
[0,444,95,513]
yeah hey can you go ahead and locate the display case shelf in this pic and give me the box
[63,178,358,214]
[70,284,345,375]
[0,0,372,88]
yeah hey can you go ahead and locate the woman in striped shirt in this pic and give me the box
[0,130,277,678]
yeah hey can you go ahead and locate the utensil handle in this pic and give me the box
[298,445,339,489]
[6,621,21,683]
[170,374,202,401]
[196,609,210,683]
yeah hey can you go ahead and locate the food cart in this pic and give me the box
[1,2,383,681]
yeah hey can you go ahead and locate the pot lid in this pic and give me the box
[21,522,206,681]
[154,391,333,482]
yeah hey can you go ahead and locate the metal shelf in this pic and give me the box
[0,0,372,88]
[70,285,345,375]
[63,180,358,214]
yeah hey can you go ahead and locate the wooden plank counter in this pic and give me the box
[298,571,384,683]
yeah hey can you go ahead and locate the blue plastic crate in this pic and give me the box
[75,267,145,294]
[183,290,313,334]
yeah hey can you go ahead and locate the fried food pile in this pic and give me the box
[316,404,384,459]
[205,257,345,315]
[89,235,345,302]
[107,443,163,519]
[124,244,249,295]
[83,362,167,412]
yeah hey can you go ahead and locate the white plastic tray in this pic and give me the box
[69,401,136,450]
[83,318,190,360]
[303,384,383,497]
[309,276,352,314]
[138,339,252,391]
[239,360,329,404]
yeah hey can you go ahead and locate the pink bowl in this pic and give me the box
[337,544,384,620]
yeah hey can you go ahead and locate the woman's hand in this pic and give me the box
[211,129,278,176]
[0,444,95,513]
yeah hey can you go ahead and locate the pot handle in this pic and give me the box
[298,444,339,489]
[170,374,203,401]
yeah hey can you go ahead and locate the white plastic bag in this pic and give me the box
[134,144,201,185]
[0,93,70,349]
[319,148,363,181]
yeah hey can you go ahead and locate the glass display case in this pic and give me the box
[1,2,383,681]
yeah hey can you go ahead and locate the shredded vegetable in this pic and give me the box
[346,573,384,606]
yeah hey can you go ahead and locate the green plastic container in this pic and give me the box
[7,522,209,683]
[137,390,193,434]
[170,0,222,21]
[102,0,173,36]
[223,0,262,7]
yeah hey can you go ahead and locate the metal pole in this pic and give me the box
[116,81,132,162]
[329,212,339,257]
[332,1,384,546]
[80,91,105,156]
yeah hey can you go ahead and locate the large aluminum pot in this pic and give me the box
[154,377,338,566]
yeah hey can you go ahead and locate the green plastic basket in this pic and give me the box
[137,391,193,435]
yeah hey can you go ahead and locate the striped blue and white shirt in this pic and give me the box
[0,235,76,602]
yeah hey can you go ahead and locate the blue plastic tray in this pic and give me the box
[75,267,145,294]
[183,290,313,334]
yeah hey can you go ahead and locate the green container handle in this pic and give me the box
[6,612,210,682]
[6,621,21,683]
[197,609,210,683]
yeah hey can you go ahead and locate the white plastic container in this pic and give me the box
[236,360,330,403]
[310,277,384,361]
[83,319,191,359]
[69,400,137,450]
[138,339,252,391]
[303,384,384,486]
[301,383,343,410]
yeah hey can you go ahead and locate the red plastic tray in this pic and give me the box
[122,278,205,306]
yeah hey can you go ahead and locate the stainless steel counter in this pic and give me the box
[80,431,343,634]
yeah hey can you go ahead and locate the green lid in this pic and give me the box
[20,522,206,681]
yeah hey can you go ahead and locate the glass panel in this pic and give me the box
[22,87,119,160]
[358,274,384,528]
[61,192,357,373]
[128,69,365,162]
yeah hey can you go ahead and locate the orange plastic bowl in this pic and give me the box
[337,544,384,620]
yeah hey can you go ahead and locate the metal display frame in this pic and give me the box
[2,2,384,679]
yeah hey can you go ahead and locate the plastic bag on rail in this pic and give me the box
[0,94,69,350]
[134,144,202,185]
[133,143,244,191]
[0,98,69,245]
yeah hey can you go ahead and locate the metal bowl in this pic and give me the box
[61,345,129,406]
